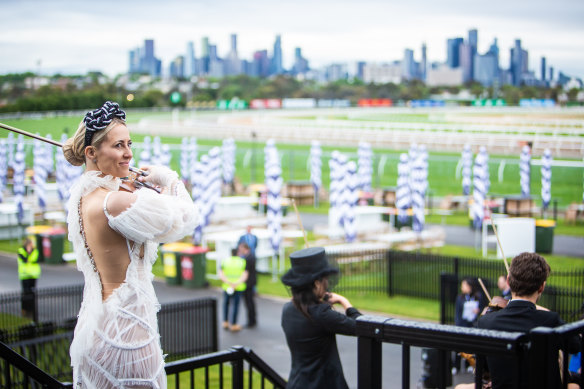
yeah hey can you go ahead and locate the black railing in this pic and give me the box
[1,296,219,387]
[0,284,83,329]
[159,298,218,361]
[356,315,584,389]
[0,339,73,389]
[165,346,286,388]
[1,341,285,389]
[327,248,584,323]
[440,272,584,325]
[0,284,218,361]
[330,248,388,295]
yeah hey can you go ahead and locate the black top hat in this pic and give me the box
[281,247,339,287]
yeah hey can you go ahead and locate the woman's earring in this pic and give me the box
[92,159,97,163]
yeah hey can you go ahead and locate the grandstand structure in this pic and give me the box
[136,107,584,158]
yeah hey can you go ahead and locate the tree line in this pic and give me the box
[0,72,574,113]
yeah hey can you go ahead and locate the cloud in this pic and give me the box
[1,0,583,78]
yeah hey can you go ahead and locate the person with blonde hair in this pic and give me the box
[63,101,198,388]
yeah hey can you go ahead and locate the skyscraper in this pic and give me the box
[292,48,308,75]
[200,37,210,75]
[459,42,472,83]
[421,43,427,81]
[447,38,464,68]
[226,33,242,75]
[208,44,224,78]
[402,48,415,80]
[252,50,270,77]
[270,35,283,75]
[541,56,547,81]
[510,39,528,86]
[128,39,161,77]
[186,41,196,77]
[474,52,498,86]
[169,56,185,79]
[468,29,478,80]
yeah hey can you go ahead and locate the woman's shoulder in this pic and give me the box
[308,302,334,316]
[102,190,138,217]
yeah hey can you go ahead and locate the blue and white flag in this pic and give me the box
[419,144,429,197]
[472,147,489,229]
[265,141,282,253]
[411,151,426,233]
[208,147,222,215]
[160,144,172,168]
[310,141,322,202]
[519,145,531,197]
[193,147,222,244]
[357,141,373,192]
[139,136,152,166]
[13,136,26,223]
[6,132,15,170]
[328,151,342,225]
[56,134,69,202]
[56,133,83,212]
[337,154,349,230]
[189,137,198,187]
[462,144,472,196]
[541,149,552,210]
[192,155,209,244]
[0,139,7,203]
[222,138,236,185]
[44,134,55,176]
[343,161,358,242]
[33,137,48,211]
[180,137,190,182]
[151,136,162,166]
[396,153,411,223]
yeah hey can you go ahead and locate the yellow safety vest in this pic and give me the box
[17,247,41,280]
[221,256,247,292]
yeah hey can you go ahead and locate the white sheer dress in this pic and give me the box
[67,170,198,389]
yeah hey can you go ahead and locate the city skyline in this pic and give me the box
[2,0,583,79]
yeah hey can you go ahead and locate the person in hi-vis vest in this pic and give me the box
[17,238,40,320]
[218,247,248,332]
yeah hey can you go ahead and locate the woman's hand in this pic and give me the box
[324,292,353,310]
[137,165,178,188]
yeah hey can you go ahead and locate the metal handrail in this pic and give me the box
[0,340,73,389]
[165,345,287,388]
[356,315,584,389]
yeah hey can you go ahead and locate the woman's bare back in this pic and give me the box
[81,188,134,301]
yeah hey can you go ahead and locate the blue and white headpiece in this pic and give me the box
[83,101,126,148]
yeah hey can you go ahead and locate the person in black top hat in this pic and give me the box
[280,247,362,389]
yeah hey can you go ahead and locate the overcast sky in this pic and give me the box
[1,0,583,79]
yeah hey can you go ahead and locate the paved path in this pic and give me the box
[300,213,584,258]
[0,253,480,388]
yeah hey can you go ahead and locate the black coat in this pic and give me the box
[281,301,362,389]
[478,299,578,389]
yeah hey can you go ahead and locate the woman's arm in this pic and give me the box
[104,167,199,244]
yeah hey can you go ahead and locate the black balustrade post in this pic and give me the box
[358,336,382,389]
[437,349,448,389]
[475,355,485,389]
[402,344,410,389]
[386,250,393,297]
[231,348,245,389]
[528,327,558,389]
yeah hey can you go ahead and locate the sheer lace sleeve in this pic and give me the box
[105,181,198,244]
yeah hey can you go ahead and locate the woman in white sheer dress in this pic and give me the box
[62,101,198,388]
